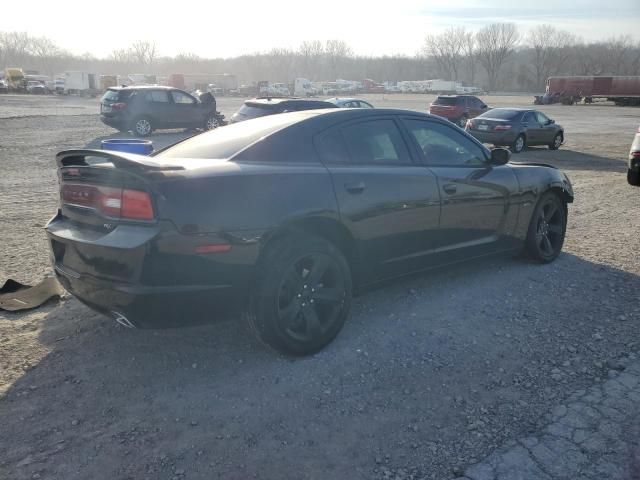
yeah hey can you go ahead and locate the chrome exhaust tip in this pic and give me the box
[112,311,136,328]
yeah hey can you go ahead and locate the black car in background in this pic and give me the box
[100,86,223,136]
[230,97,337,123]
[466,108,564,153]
[47,109,573,355]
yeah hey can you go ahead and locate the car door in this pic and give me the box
[401,118,520,259]
[143,90,172,128]
[521,111,540,144]
[170,90,199,127]
[315,117,441,280]
[535,111,556,144]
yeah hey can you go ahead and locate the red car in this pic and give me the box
[629,126,640,186]
[429,95,489,128]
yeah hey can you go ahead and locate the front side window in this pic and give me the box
[405,119,487,167]
[171,90,195,104]
[340,119,411,165]
[536,111,550,124]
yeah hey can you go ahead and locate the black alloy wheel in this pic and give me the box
[525,192,566,263]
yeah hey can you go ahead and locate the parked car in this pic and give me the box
[628,126,640,186]
[465,108,564,154]
[26,80,46,94]
[0,79,8,94]
[326,97,374,108]
[100,86,224,136]
[429,95,488,128]
[47,108,573,355]
[230,97,337,123]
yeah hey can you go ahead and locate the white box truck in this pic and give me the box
[294,78,319,97]
[63,71,100,96]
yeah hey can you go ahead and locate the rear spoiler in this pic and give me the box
[56,149,184,171]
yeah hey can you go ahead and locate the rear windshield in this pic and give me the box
[156,114,302,159]
[101,90,120,103]
[479,109,522,120]
[237,104,273,119]
[433,97,459,106]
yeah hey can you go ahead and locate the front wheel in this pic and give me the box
[247,232,352,355]
[457,115,468,128]
[524,192,567,263]
[549,133,563,150]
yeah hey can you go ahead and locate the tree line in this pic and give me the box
[1,25,639,92]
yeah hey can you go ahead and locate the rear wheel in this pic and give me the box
[549,133,563,150]
[628,169,640,186]
[512,134,526,154]
[132,116,152,137]
[525,192,567,263]
[247,232,352,355]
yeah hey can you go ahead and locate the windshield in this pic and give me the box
[479,109,522,120]
[433,97,459,106]
[157,113,302,159]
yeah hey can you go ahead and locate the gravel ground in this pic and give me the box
[0,93,639,480]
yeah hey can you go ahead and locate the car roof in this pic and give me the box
[485,107,532,112]
[245,98,337,108]
[108,85,178,91]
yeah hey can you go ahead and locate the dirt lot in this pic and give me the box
[1,93,639,480]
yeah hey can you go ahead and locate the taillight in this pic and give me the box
[632,151,640,158]
[494,124,512,131]
[111,102,127,111]
[121,189,154,220]
[61,184,153,221]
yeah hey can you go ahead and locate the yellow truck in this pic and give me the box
[4,68,25,92]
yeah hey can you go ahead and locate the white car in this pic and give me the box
[26,81,46,94]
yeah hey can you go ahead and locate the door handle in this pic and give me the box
[443,184,457,195]
[345,181,365,194]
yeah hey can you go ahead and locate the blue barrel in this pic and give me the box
[101,139,153,155]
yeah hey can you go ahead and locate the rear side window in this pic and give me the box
[316,128,349,163]
[145,90,169,103]
[328,119,411,165]
[482,109,521,120]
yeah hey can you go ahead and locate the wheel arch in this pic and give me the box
[258,216,362,289]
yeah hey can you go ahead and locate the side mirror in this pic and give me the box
[481,104,487,109]
[489,147,511,166]
[547,119,555,125]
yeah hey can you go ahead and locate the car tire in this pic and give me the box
[132,116,153,137]
[512,134,526,154]
[628,169,640,186]
[204,115,219,131]
[457,115,468,128]
[524,191,567,263]
[247,231,352,356]
[549,133,563,150]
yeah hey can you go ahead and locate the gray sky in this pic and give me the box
[3,0,639,58]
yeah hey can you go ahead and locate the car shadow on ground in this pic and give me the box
[517,147,628,173]
[86,130,198,152]
[2,251,640,479]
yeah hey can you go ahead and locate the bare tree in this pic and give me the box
[527,25,577,89]
[109,48,133,63]
[462,31,478,85]
[130,40,157,69]
[299,40,324,79]
[422,27,467,81]
[267,47,295,83]
[476,23,519,91]
[606,35,634,74]
[0,31,32,66]
[325,40,353,79]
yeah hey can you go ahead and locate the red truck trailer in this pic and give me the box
[546,76,640,106]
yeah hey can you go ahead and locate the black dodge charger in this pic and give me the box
[46,109,573,355]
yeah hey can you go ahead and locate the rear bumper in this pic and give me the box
[467,129,518,145]
[100,114,127,130]
[54,265,237,328]
[46,212,257,328]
